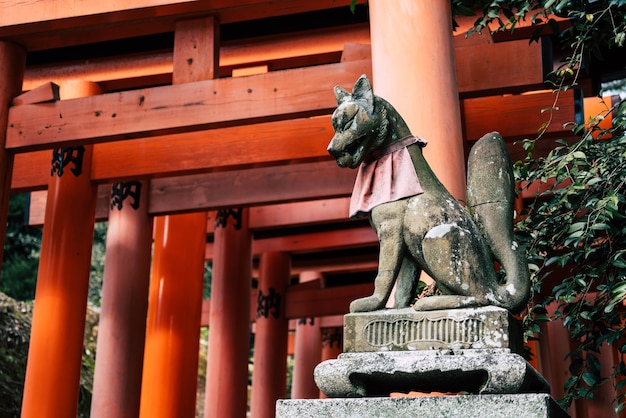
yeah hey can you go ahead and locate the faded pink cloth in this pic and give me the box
[349,135,427,218]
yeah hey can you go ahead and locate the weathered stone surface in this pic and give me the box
[327,75,530,313]
[314,349,549,398]
[343,306,524,354]
[276,393,569,418]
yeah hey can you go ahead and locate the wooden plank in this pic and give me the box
[29,190,353,231]
[462,89,581,141]
[29,161,356,222]
[252,227,377,255]
[90,116,334,182]
[249,198,351,230]
[1,0,364,51]
[13,89,577,194]
[6,59,371,152]
[200,282,372,325]
[12,116,335,189]
[21,23,369,93]
[0,0,358,29]
[456,38,548,96]
[12,151,50,192]
[148,160,356,215]
[22,26,545,97]
[0,0,201,28]
[12,82,59,106]
[291,254,378,276]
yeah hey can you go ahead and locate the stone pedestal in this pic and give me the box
[276,394,569,418]
[277,307,568,418]
[343,306,524,353]
[316,307,548,397]
[314,349,549,397]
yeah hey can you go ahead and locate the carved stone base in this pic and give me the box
[343,306,524,353]
[314,349,549,398]
[276,394,570,418]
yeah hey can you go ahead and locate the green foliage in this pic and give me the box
[0,293,31,417]
[454,1,626,91]
[451,0,626,413]
[0,195,103,414]
[0,292,97,417]
[517,100,626,410]
[88,222,108,307]
[1,194,41,301]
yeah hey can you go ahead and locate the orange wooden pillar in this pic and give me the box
[21,80,101,418]
[369,0,466,199]
[204,208,252,418]
[91,180,152,418]
[0,41,26,272]
[139,16,217,417]
[250,251,291,418]
[541,301,578,416]
[138,212,206,418]
[319,326,343,399]
[291,271,322,399]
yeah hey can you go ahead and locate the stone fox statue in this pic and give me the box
[327,75,530,313]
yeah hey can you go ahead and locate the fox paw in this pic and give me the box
[350,295,386,313]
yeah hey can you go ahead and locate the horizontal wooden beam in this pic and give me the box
[204,225,377,259]
[249,198,351,230]
[12,89,572,193]
[455,38,548,97]
[29,188,352,233]
[22,23,371,92]
[253,226,377,255]
[27,160,356,223]
[22,29,547,98]
[12,115,336,190]
[1,0,365,51]
[462,88,581,141]
[200,282,373,326]
[149,160,355,215]
[291,254,378,276]
[7,59,371,152]
[91,117,334,182]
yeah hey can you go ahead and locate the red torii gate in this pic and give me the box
[0,1,616,417]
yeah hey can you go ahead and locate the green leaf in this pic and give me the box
[568,222,586,233]
[582,372,598,386]
[587,353,601,375]
[349,0,357,13]
[611,259,626,269]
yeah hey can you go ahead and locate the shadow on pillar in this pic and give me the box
[250,251,291,418]
[139,212,207,418]
[91,180,153,418]
[204,208,252,418]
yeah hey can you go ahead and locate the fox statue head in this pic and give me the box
[327,75,389,169]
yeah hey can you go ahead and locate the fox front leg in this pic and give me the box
[350,204,407,313]
[392,256,421,309]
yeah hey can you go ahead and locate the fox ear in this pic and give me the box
[351,75,374,111]
[334,85,351,105]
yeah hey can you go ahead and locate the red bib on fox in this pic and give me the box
[349,135,426,218]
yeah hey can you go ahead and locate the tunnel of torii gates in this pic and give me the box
[0,0,623,417]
